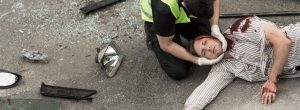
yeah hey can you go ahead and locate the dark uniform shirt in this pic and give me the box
[151,0,177,37]
[149,0,211,40]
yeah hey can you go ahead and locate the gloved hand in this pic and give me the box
[197,53,224,66]
[211,25,227,52]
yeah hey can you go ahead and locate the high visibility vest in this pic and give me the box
[140,0,194,24]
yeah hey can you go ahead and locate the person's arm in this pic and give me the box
[152,0,200,65]
[210,0,220,26]
[260,22,292,105]
[154,0,224,66]
[210,0,227,52]
[157,35,199,64]
[157,35,224,66]
[183,62,235,110]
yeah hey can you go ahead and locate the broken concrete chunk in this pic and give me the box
[22,49,48,63]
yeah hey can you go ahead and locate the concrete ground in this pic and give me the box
[0,0,300,110]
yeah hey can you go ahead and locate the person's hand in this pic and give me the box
[197,54,224,66]
[211,25,227,52]
[261,80,278,105]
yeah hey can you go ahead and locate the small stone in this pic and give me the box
[22,50,49,63]
[85,55,91,57]
[19,30,24,33]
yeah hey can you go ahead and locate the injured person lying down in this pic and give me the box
[183,16,300,110]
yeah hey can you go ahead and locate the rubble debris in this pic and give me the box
[40,82,97,101]
[18,30,24,33]
[95,41,124,78]
[22,49,48,63]
[85,55,91,57]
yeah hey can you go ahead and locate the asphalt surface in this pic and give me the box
[0,0,300,110]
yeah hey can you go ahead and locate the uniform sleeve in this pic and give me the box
[152,0,176,37]
[184,61,235,109]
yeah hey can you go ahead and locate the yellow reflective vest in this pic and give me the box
[140,0,195,24]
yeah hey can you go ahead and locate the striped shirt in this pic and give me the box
[184,16,300,110]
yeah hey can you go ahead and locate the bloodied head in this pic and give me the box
[190,35,223,59]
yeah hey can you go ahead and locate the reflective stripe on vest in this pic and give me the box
[140,0,153,22]
[140,0,191,24]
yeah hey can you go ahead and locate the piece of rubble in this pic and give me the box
[19,30,24,33]
[22,49,49,63]
[40,82,97,101]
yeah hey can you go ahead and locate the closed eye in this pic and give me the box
[201,40,206,57]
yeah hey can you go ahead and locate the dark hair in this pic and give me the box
[184,0,214,19]
[188,38,198,57]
